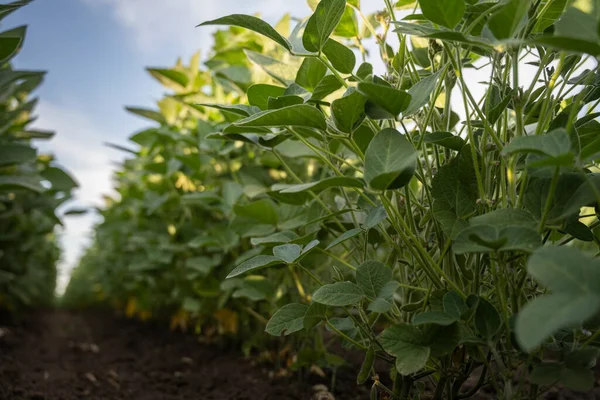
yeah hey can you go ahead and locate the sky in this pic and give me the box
[4,0,385,292]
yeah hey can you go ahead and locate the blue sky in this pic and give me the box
[5,0,385,291]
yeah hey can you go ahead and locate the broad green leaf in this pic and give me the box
[198,103,260,116]
[0,175,44,193]
[555,6,598,42]
[393,22,493,49]
[233,104,326,130]
[533,0,569,33]
[419,0,465,29]
[533,36,600,56]
[0,144,36,166]
[356,260,392,298]
[325,227,362,250]
[42,167,78,191]
[418,131,465,151]
[380,324,430,375]
[0,25,25,63]
[295,57,327,91]
[470,208,538,228]
[147,68,189,90]
[516,246,600,351]
[312,281,365,306]
[502,129,574,167]
[361,206,387,230]
[274,176,364,194]
[125,107,166,124]
[310,75,344,101]
[198,14,292,52]
[475,297,501,339]
[453,225,541,254]
[244,50,298,85]
[234,199,279,225]
[250,231,299,246]
[368,281,399,313]
[364,128,417,191]
[323,38,356,74]
[303,302,327,329]
[247,84,286,110]
[265,303,309,336]
[404,71,441,116]
[412,311,458,326]
[432,201,469,239]
[226,255,283,278]
[331,89,367,133]
[486,0,532,40]
[267,95,304,110]
[303,0,347,52]
[431,148,478,219]
[357,82,412,118]
[443,291,468,319]
[273,243,302,263]
[421,323,461,356]
[335,5,359,37]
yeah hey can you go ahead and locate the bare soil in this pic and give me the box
[0,310,368,400]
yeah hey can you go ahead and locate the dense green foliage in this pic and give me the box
[66,0,600,398]
[0,1,77,310]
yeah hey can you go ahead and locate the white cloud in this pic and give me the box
[82,0,311,56]
[33,101,118,293]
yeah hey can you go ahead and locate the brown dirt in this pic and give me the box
[0,310,369,400]
[1,310,599,400]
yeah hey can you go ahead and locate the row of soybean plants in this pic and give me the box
[66,0,600,398]
[1,1,78,312]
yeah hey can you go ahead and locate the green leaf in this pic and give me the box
[363,205,387,229]
[380,324,430,375]
[0,144,36,166]
[325,227,362,250]
[323,38,356,74]
[470,208,538,228]
[516,246,600,351]
[42,167,78,191]
[312,281,365,306]
[274,176,364,194]
[336,5,359,37]
[198,103,260,116]
[304,302,327,329]
[555,6,598,43]
[234,199,279,225]
[245,50,297,85]
[475,297,501,339]
[273,243,302,263]
[147,68,189,90]
[356,260,392,299]
[419,0,465,29]
[501,128,574,167]
[418,131,465,151]
[233,104,326,130]
[357,82,412,118]
[250,231,299,246]
[265,303,309,336]
[0,25,25,63]
[310,75,344,101]
[533,0,569,33]
[443,291,468,319]
[364,128,417,191]
[453,225,542,254]
[125,107,166,124]
[226,255,283,278]
[331,89,366,133]
[486,0,532,40]
[368,281,399,313]
[303,0,347,52]
[247,84,286,110]
[295,57,327,91]
[413,311,458,326]
[198,14,292,52]
[0,175,44,193]
[404,71,441,116]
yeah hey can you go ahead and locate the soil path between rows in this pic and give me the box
[0,310,369,400]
